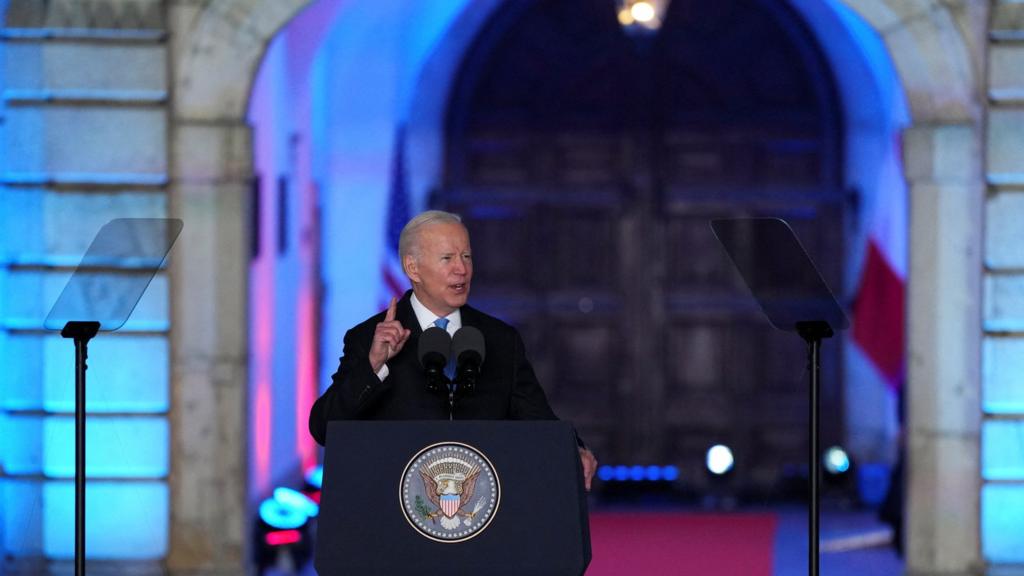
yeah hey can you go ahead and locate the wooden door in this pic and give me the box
[442,0,846,494]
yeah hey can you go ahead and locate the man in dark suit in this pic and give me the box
[309,210,597,489]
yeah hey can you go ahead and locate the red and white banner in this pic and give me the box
[852,132,907,391]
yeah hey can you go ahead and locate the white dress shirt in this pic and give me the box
[376,293,461,381]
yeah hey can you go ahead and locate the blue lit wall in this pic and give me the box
[0,0,170,562]
[245,0,477,506]
[0,207,171,560]
[1,2,9,559]
[982,254,1024,559]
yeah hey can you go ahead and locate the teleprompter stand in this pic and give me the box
[711,217,848,576]
[44,218,183,576]
[60,320,99,576]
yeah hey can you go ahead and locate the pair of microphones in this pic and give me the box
[417,325,486,395]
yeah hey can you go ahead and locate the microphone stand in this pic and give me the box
[447,377,456,421]
[449,358,480,421]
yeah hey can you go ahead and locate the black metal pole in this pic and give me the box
[795,320,831,576]
[809,336,821,576]
[75,336,87,576]
[62,321,100,576]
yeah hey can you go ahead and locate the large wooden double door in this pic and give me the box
[442,0,846,493]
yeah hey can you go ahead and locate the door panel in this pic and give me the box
[444,0,845,495]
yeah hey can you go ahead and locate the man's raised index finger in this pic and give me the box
[384,296,397,322]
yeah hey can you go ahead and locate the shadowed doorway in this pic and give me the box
[441,0,846,496]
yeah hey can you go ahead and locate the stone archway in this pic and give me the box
[837,2,986,573]
[164,0,989,573]
[166,0,311,570]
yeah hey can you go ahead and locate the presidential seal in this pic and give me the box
[400,442,500,543]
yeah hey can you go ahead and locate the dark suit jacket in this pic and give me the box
[309,290,558,446]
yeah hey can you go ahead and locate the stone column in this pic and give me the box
[903,122,984,576]
[166,0,311,572]
[167,119,252,573]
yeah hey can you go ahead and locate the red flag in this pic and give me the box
[852,133,907,390]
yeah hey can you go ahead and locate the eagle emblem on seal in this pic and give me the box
[400,442,500,543]
[420,456,482,527]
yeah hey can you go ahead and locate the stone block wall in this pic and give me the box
[981,0,1024,569]
[0,1,171,573]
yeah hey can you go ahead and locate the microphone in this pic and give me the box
[451,326,485,394]
[418,326,451,393]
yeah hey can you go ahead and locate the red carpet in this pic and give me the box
[587,512,777,576]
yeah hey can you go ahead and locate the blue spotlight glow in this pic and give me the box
[614,465,629,481]
[259,497,308,530]
[599,464,680,482]
[305,465,323,490]
[706,445,735,475]
[273,487,319,518]
[629,465,645,481]
[645,465,662,481]
[662,465,679,481]
[824,446,850,474]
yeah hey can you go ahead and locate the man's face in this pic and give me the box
[405,222,473,317]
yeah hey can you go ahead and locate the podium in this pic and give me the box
[316,420,591,575]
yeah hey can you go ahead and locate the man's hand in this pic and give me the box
[579,447,597,491]
[369,297,411,373]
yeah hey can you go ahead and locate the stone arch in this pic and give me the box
[162,0,984,572]
[837,1,985,573]
[173,0,313,119]
[166,0,315,570]
[840,0,981,122]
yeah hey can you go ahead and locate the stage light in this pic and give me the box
[823,446,856,497]
[824,446,850,475]
[645,465,662,481]
[706,444,735,476]
[662,465,679,481]
[265,529,303,547]
[302,465,323,505]
[305,465,323,490]
[617,7,634,26]
[596,464,680,483]
[615,0,669,34]
[274,486,319,518]
[259,497,308,530]
[631,1,656,23]
[255,487,316,574]
[629,465,646,481]
[703,446,737,510]
[614,465,630,481]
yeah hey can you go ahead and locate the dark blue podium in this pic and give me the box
[315,420,591,575]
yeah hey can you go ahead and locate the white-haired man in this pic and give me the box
[309,210,597,489]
